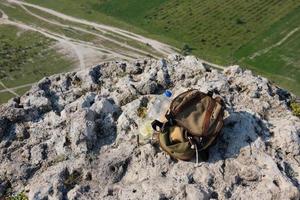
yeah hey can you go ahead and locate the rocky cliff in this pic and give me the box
[0,55,299,200]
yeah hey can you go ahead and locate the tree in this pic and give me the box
[181,44,193,56]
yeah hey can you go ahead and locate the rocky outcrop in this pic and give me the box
[0,55,299,200]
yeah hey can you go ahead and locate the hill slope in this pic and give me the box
[0,0,177,103]
[26,0,300,95]
[0,56,299,199]
[0,24,73,104]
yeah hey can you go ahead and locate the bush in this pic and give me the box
[236,18,246,25]
[137,106,147,119]
[291,101,300,116]
[181,44,193,56]
[7,191,28,200]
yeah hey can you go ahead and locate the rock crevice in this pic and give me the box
[0,55,299,200]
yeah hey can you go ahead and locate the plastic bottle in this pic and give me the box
[147,90,172,120]
[139,90,172,143]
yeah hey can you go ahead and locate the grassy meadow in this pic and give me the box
[0,24,74,103]
[235,6,300,95]
[26,0,300,95]
[0,0,299,104]
[0,0,169,104]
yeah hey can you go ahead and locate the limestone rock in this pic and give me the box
[0,55,299,200]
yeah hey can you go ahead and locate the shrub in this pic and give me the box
[7,191,28,200]
[137,107,147,119]
[236,18,246,25]
[181,44,193,56]
[64,170,82,190]
[291,101,300,117]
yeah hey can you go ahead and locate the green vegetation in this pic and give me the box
[26,0,179,46]
[64,170,82,190]
[0,3,96,42]
[0,25,50,82]
[0,24,73,102]
[291,101,300,117]
[137,106,147,119]
[26,0,300,60]
[0,24,73,88]
[23,5,161,56]
[26,0,300,95]
[6,191,29,200]
[0,91,15,104]
[0,0,172,104]
[181,44,193,56]
[15,86,32,96]
[235,6,300,95]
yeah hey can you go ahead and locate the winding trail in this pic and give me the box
[0,83,33,93]
[0,18,88,69]
[16,3,156,58]
[7,1,225,69]
[0,80,19,97]
[250,27,300,59]
[0,12,134,68]
[0,8,8,19]
[0,0,226,97]
[8,0,177,56]
[197,58,225,70]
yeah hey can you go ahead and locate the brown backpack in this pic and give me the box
[151,89,225,162]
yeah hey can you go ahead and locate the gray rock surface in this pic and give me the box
[0,55,299,200]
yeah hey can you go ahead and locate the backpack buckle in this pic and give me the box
[151,120,164,132]
[151,120,172,135]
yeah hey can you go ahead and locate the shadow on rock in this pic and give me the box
[89,98,122,155]
[92,115,118,153]
[208,111,270,163]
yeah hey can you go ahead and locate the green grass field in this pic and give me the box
[26,0,181,47]
[25,0,300,95]
[0,24,74,103]
[0,3,97,42]
[0,91,15,104]
[0,0,171,104]
[235,6,300,95]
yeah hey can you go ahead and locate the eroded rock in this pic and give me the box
[0,55,299,200]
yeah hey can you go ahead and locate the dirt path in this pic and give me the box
[9,0,177,56]
[11,0,226,70]
[0,9,8,19]
[0,82,33,94]
[1,4,142,71]
[0,80,19,96]
[0,11,136,69]
[197,58,225,70]
[0,8,135,95]
[4,0,226,70]
[0,17,87,69]
[16,3,156,58]
[0,1,226,97]
[250,27,299,59]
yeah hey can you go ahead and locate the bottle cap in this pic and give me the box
[164,90,172,98]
